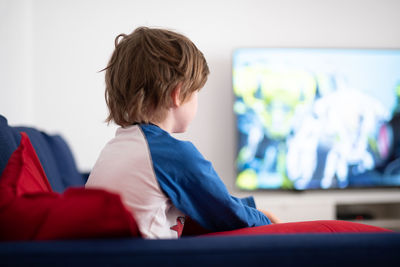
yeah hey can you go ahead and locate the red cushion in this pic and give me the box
[0,132,52,198]
[202,220,392,237]
[0,132,140,241]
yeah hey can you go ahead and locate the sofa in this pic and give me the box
[1,114,399,267]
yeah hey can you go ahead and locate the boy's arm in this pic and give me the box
[231,196,282,224]
[155,143,272,232]
[258,209,282,224]
[235,196,256,208]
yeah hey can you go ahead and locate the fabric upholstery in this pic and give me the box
[0,115,85,192]
[202,220,392,236]
[1,233,400,266]
[0,115,20,177]
[0,132,140,241]
[14,127,84,191]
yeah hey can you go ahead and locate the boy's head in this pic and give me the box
[103,26,209,127]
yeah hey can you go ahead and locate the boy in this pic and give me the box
[86,27,279,239]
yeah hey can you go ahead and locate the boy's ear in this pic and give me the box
[171,84,182,107]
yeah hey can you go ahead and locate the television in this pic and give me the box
[233,48,400,190]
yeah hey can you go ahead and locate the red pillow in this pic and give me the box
[201,220,391,237]
[0,132,140,241]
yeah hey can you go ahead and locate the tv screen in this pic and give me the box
[233,48,400,190]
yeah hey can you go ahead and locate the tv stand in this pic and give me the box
[240,189,400,231]
[336,202,400,230]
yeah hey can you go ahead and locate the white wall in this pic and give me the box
[2,0,400,222]
[0,0,33,124]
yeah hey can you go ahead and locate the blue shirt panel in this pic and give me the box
[140,124,271,231]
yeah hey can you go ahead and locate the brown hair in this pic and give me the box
[103,27,209,127]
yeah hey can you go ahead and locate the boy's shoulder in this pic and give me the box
[138,124,217,186]
[139,124,200,163]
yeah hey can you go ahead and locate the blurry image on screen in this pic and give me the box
[233,48,400,190]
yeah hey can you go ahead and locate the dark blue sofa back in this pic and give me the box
[0,115,85,192]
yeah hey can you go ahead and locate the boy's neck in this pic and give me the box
[151,111,175,133]
[151,108,187,134]
[152,120,173,133]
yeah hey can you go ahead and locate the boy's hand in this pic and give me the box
[258,209,282,224]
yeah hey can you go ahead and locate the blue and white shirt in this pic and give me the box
[86,124,270,239]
